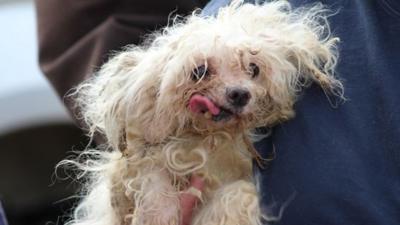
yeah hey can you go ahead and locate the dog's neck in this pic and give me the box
[123,127,269,168]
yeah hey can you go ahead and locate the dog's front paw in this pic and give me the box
[192,180,261,225]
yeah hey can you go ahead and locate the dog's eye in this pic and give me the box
[191,65,209,81]
[249,63,260,78]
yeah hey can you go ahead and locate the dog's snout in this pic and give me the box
[227,88,251,107]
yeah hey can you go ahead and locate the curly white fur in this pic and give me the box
[62,1,343,225]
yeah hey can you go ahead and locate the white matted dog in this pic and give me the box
[64,1,343,225]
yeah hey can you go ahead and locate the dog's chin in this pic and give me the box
[210,106,247,124]
[188,94,244,128]
[194,109,242,128]
[211,107,235,122]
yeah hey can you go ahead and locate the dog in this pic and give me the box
[64,1,343,225]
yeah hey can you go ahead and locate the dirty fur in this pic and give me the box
[61,1,343,225]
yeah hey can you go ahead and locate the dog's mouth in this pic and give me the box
[188,94,234,122]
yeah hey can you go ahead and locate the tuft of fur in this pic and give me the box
[63,1,343,225]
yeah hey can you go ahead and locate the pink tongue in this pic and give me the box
[189,95,220,116]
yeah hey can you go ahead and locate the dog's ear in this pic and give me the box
[123,46,182,145]
[284,4,343,98]
[73,47,145,151]
[76,23,192,148]
[284,32,343,98]
[257,3,343,108]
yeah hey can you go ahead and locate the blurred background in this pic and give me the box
[0,0,87,224]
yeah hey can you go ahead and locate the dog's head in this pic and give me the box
[74,1,343,150]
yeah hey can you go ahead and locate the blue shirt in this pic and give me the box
[0,202,8,225]
[203,1,400,224]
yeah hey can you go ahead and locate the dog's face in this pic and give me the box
[76,2,342,148]
[150,37,293,138]
[175,38,287,131]
[187,51,263,126]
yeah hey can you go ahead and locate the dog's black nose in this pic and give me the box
[227,88,251,107]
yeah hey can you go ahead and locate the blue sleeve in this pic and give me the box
[0,202,8,225]
[204,1,400,225]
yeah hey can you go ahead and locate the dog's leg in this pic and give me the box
[127,169,180,225]
[192,180,261,225]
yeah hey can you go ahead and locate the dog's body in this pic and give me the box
[103,132,256,225]
[65,1,343,225]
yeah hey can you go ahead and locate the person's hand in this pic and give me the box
[180,175,204,225]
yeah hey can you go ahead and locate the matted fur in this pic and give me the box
[62,1,343,225]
